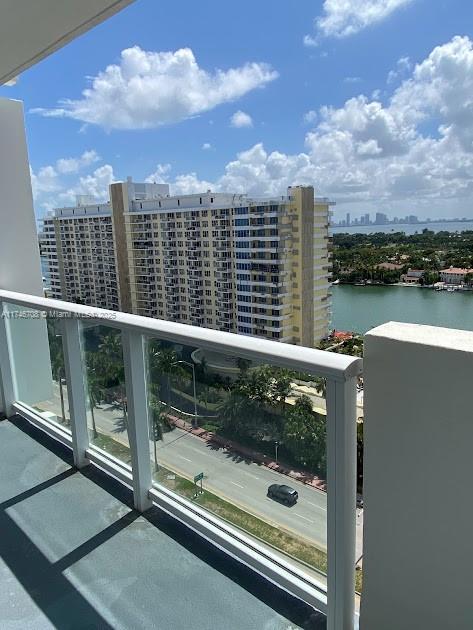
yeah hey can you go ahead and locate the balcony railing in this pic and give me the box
[0,288,361,630]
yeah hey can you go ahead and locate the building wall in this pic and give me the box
[110,182,133,313]
[41,183,332,347]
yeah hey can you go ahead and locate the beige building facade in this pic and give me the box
[40,178,332,347]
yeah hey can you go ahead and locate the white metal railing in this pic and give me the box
[0,289,362,630]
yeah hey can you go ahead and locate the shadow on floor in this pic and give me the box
[4,415,326,629]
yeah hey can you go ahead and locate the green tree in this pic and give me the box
[284,395,326,475]
[149,388,167,471]
[464,272,473,286]
[235,357,252,375]
[217,390,258,435]
[149,345,182,406]
[314,377,326,398]
[47,319,67,423]
[271,368,294,406]
[85,357,102,439]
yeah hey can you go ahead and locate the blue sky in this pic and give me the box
[1,0,473,220]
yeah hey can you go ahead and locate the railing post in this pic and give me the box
[122,329,152,512]
[62,317,90,468]
[326,376,357,630]
[0,301,17,417]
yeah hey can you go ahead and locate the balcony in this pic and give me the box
[0,288,362,629]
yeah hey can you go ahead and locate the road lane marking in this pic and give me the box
[307,501,327,511]
[178,455,192,462]
[294,513,315,524]
[230,481,244,488]
[242,471,260,480]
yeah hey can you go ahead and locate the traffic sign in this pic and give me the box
[194,472,204,483]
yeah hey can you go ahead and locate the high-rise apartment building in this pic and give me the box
[40,178,332,347]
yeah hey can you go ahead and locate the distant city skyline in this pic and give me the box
[334,212,473,227]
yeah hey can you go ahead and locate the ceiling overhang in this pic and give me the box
[0,0,134,85]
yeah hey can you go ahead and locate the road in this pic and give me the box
[42,384,363,561]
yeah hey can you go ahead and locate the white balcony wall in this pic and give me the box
[0,99,51,409]
[361,322,473,630]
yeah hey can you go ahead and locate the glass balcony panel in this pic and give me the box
[4,303,71,432]
[81,323,131,467]
[144,335,327,578]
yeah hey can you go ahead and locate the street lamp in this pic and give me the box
[275,440,280,462]
[178,360,198,426]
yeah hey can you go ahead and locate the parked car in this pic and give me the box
[267,484,298,506]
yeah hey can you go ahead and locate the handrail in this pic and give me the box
[0,289,362,381]
[0,287,359,629]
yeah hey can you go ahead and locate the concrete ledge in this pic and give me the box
[361,321,473,630]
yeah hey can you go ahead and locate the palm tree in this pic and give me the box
[149,346,181,407]
[236,357,252,375]
[98,331,127,419]
[87,371,101,439]
[217,391,256,435]
[149,389,166,471]
[98,332,124,383]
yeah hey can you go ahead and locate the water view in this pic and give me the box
[331,284,473,334]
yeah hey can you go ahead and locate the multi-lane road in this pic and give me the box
[43,385,363,561]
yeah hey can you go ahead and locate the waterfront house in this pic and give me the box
[439,267,473,285]
[401,269,425,284]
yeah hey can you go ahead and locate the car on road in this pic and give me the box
[267,484,298,506]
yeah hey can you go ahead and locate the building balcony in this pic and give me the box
[0,288,363,629]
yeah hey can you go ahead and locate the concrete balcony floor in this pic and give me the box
[0,416,325,630]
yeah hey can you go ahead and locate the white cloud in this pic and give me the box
[306,0,415,42]
[56,150,100,174]
[61,165,116,203]
[146,37,473,218]
[344,76,362,84]
[303,34,319,48]
[145,163,172,184]
[32,47,277,130]
[34,37,473,220]
[202,142,212,150]
[30,150,111,214]
[30,165,61,200]
[230,110,253,128]
[304,110,318,124]
[387,56,412,83]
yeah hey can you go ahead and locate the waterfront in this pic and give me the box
[330,221,473,236]
[331,284,473,334]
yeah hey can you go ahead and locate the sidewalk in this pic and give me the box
[169,415,328,492]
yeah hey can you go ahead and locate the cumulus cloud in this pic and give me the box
[32,47,277,130]
[30,150,113,214]
[202,142,212,150]
[303,110,318,124]
[60,165,116,203]
[230,110,253,128]
[34,37,473,219]
[306,0,415,43]
[146,37,473,217]
[56,150,100,174]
